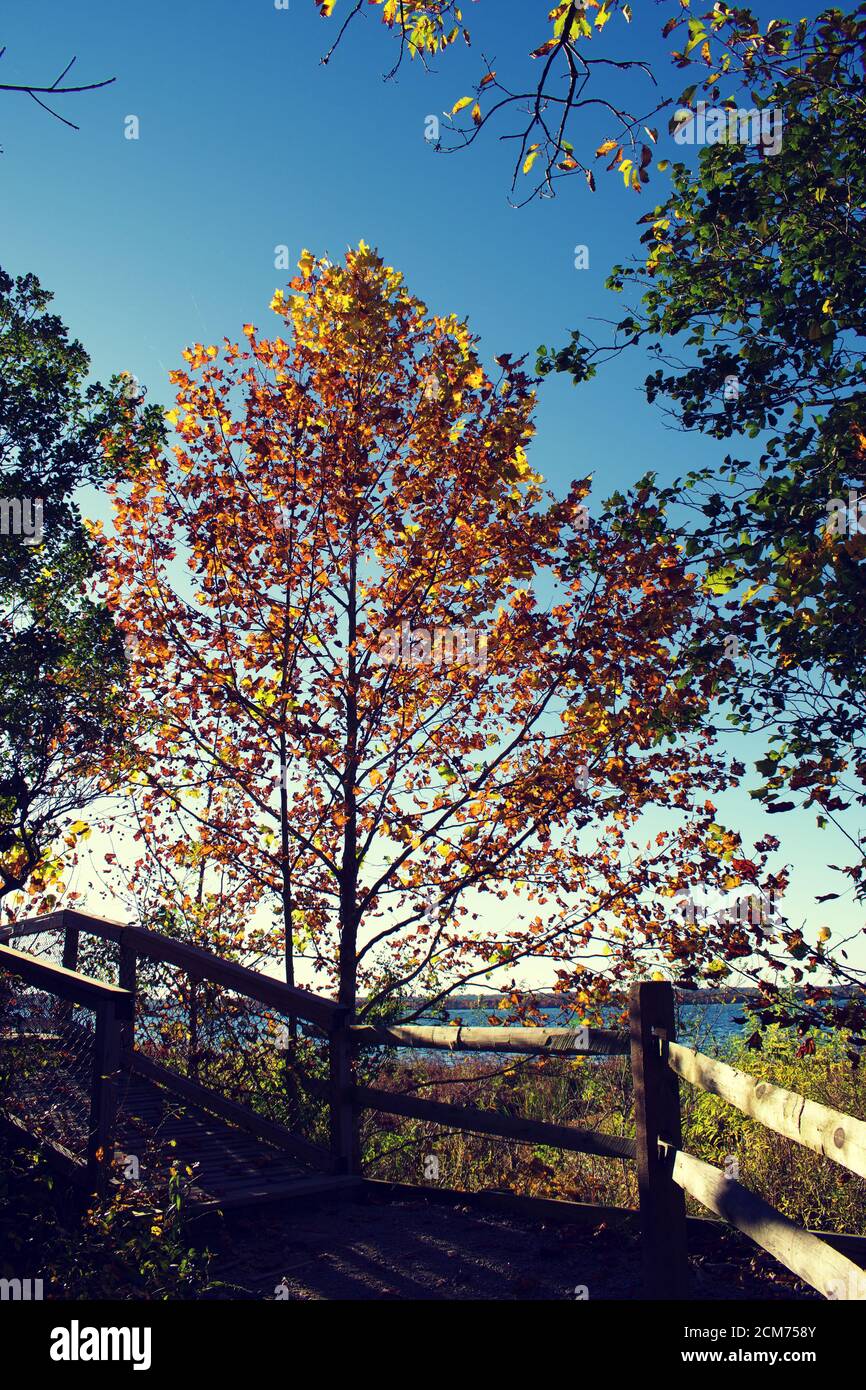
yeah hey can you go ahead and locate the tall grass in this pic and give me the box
[363,1028,866,1235]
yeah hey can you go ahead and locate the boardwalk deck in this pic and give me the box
[113,1071,359,1210]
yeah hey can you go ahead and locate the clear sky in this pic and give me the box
[2,0,859,975]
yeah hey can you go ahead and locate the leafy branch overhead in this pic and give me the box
[538,6,866,940]
[315,1,808,200]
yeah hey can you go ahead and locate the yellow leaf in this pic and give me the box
[523,145,540,175]
[452,96,472,115]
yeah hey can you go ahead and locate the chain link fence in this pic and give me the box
[0,966,96,1164]
[132,955,331,1151]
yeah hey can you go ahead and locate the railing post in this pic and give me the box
[61,913,80,973]
[58,913,80,1028]
[118,944,136,1060]
[188,977,199,1081]
[629,980,689,1298]
[328,1008,358,1175]
[87,999,121,1197]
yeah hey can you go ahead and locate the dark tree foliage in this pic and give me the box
[537,6,866,1026]
[0,267,162,910]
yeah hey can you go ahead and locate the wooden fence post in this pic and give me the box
[61,914,80,974]
[118,944,137,1061]
[630,980,689,1298]
[87,999,121,1196]
[329,1008,358,1176]
[58,913,80,1028]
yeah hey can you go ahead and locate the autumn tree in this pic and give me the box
[101,244,782,1018]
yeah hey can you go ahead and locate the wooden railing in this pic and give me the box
[3,910,865,1299]
[0,941,133,1193]
[641,980,866,1301]
[348,1019,635,1163]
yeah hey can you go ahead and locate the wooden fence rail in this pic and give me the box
[651,1016,866,1301]
[667,1039,866,1181]
[348,1022,629,1056]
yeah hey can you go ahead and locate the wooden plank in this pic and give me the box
[329,1024,358,1174]
[87,999,121,1193]
[629,981,689,1298]
[0,944,134,1019]
[349,1022,629,1056]
[668,1040,866,1182]
[0,1111,85,1181]
[198,1174,363,1212]
[129,1052,333,1172]
[363,1177,641,1229]
[669,1144,866,1300]
[355,1084,636,1160]
[4,908,126,945]
[120,925,343,1031]
[118,945,137,1058]
[4,909,341,1029]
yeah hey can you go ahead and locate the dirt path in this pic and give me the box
[205,1191,818,1301]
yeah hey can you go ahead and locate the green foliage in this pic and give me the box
[0,266,163,911]
[684,1026,866,1233]
[0,1135,214,1299]
[542,8,866,942]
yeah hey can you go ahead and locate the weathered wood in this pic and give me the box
[360,1177,866,1262]
[668,1144,866,1300]
[120,925,342,1031]
[668,1040,866,1182]
[349,1022,629,1056]
[87,999,122,1194]
[329,1022,359,1175]
[130,1052,334,1172]
[5,909,342,1028]
[630,981,689,1298]
[6,908,126,945]
[355,1084,636,1160]
[118,945,137,1058]
[0,944,134,1019]
[61,917,80,973]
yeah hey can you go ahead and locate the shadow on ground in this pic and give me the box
[205,1192,821,1301]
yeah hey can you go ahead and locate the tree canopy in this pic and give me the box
[0,268,159,914]
[96,244,778,1018]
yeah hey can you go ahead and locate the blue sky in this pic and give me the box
[2,0,859,971]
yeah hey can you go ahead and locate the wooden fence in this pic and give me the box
[2,909,865,1299]
[0,941,133,1192]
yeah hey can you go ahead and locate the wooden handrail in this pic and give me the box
[120,925,343,1031]
[2,910,343,1031]
[349,1022,629,1056]
[1,907,126,944]
[666,1143,866,1301]
[0,944,134,1020]
[355,1084,636,1160]
[667,1040,866,1182]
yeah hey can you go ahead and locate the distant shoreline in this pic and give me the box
[390,985,864,1011]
